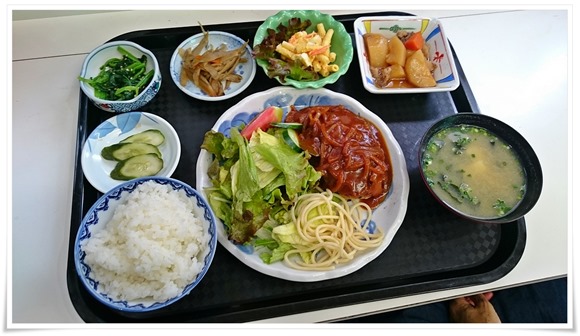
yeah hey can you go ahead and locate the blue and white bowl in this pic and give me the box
[79,41,162,113]
[74,177,217,312]
[354,16,460,94]
[170,31,256,101]
[195,86,410,282]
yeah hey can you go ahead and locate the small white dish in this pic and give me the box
[195,86,410,282]
[170,31,256,101]
[81,112,181,193]
[354,16,460,94]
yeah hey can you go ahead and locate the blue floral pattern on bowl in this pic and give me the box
[86,112,159,151]
[196,87,410,282]
[215,92,357,139]
[74,177,217,312]
[217,112,259,136]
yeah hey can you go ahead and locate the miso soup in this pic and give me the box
[421,124,526,219]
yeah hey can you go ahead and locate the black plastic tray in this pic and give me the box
[66,12,526,323]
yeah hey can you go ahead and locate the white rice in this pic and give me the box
[82,180,210,302]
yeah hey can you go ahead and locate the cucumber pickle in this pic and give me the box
[101,129,165,180]
[109,154,164,180]
[120,129,165,146]
[101,142,161,161]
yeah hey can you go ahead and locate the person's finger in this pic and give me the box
[449,296,478,322]
[449,296,474,311]
[449,294,501,323]
[470,293,485,306]
[483,291,494,301]
[471,294,501,323]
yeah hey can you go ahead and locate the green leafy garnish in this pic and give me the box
[426,140,443,153]
[493,199,512,216]
[437,175,479,205]
[454,136,472,148]
[451,135,472,155]
[265,58,319,81]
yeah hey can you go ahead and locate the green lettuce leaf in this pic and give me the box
[202,124,321,248]
[251,130,321,199]
[249,133,283,189]
[205,188,233,230]
[201,130,225,161]
[231,128,260,203]
[265,59,319,82]
[260,242,294,264]
[229,190,271,244]
[272,222,309,246]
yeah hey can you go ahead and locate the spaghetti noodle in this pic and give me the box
[283,189,384,271]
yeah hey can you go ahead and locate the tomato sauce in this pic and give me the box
[286,105,393,209]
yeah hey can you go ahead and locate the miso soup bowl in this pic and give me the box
[418,113,543,224]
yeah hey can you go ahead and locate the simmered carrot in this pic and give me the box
[404,32,425,51]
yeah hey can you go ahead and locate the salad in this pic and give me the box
[201,106,322,264]
[253,17,340,82]
[202,103,390,269]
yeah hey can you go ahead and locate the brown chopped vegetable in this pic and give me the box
[179,25,249,97]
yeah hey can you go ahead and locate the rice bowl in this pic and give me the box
[74,177,217,312]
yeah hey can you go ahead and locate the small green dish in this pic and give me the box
[253,10,353,89]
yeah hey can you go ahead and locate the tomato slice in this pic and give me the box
[240,106,283,140]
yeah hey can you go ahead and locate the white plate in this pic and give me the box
[353,16,460,94]
[81,112,181,193]
[170,31,256,101]
[195,86,410,282]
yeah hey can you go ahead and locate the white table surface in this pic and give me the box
[9,9,570,325]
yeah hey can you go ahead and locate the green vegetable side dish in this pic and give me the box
[421,124,526,219]
[101,129,165,181]
[78,46,155,101]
